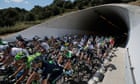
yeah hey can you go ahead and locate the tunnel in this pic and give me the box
[43,5,130,47]
[86,6,129,47]
[4,5,130,48]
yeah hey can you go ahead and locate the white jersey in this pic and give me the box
[60,45,65,51]
[88,44,94,50]
[41,42,50,51]
[10,47,29,57]
[0,45,8,51]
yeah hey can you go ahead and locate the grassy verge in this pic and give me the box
[129,1,140,6]
[0,20,42,35]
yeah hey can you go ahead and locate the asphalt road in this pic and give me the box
[3,25,84,41]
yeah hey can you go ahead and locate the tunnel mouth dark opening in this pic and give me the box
[79,7,129,48]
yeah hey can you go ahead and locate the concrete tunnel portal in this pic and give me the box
[4,5,130,47]
[79,6,129,47]
[45,5,130,47]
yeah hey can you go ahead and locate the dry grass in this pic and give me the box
[0,20,42,35]
[129,1,140,6]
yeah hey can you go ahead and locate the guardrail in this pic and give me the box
[125,48,136,84]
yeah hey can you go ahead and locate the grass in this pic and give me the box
[0,20,42,35]
[129,1,140,6]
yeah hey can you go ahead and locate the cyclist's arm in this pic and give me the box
[0,56,4,62]
[12,64,25,77]
[42,79,48,84]
[42,74,51,84]
[16,69,28,84]
[26,71,37,84]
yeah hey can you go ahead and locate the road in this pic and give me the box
[99,48,126,84]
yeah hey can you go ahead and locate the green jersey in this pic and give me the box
[15,52,41,68]
[66,50,72,58]
[26,52,41,68]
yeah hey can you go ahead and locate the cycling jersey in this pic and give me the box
[0,45,8,52]
[26,52,41,69]
[35,61,63,82]
[66,50,72,58]
[15,52,41,68]
[11,47,29,57]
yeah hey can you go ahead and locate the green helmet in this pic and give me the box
[15,52,26,60]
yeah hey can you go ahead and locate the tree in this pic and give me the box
[14,7,28,21]
[73,0,91,9]
[102,0,121,3]
[24,12,35,21]
[31,5,46,20]
[52,0,65,8]
[50,5,61,16]
[63,0,73,9]
[2,8,19,26]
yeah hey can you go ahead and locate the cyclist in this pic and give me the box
[40,40,50,54]
[0,45,14,70]
[26,56,63,84]
[0,38,8,53]
[0,38,8,45]
[15,35,26,48]
[9,52,41,84]
[32,35,42,53]
[0,46,30,69]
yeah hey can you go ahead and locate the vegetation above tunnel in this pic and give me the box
[0,0,136,35]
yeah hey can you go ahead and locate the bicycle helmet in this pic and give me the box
[16,35,24,41]
[33,35,40,41]
[8,42,15,48]
[15,52,27,61]
[44,36,49,41]
[26,43,34,48]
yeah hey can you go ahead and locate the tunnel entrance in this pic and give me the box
[78,6,130,47]
[92,10,128,47]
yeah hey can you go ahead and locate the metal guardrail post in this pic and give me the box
[126,48,136,84]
